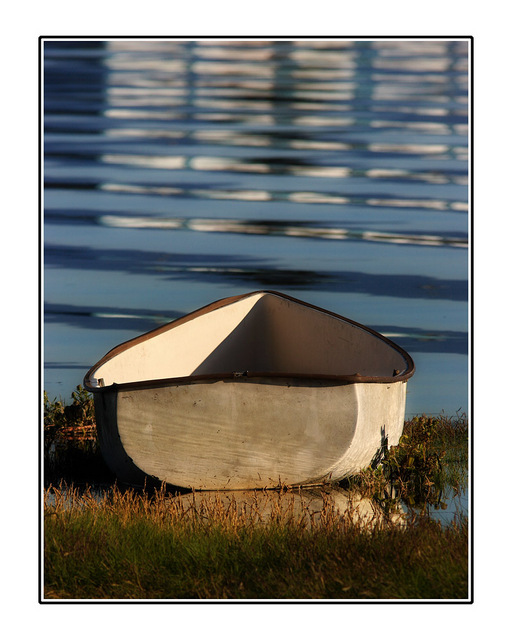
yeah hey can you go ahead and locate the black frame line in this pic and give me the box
[38,34,474,605]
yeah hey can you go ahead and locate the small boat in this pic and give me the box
[84,291,414,490]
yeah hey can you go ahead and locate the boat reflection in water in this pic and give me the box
[169,485,406,529]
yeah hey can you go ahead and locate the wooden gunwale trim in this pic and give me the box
[86,371,412,394]
[83,290,415,392]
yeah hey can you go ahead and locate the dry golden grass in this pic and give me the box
[44,482,468,600]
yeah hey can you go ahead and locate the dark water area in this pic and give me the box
[43,39,469,416]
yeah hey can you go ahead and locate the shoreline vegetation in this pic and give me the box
[43,386,469,601]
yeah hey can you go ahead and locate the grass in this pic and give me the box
[42,389,469,600]
[44,484,468,600]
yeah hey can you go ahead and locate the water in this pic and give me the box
[43,39,469,416]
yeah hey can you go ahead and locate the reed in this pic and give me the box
[43,392,469,600]
[44,484,468,600]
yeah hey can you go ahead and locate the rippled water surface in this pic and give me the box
[43,39,469,415]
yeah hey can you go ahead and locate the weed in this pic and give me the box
[43,386,113,485]
[349,414,468,515]
[43,483,468,600]
[42,394,469,599]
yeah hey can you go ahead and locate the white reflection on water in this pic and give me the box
[99,181,467,214]
[171,487,405,529]
[101,152,466,186]
[99,214,467,248]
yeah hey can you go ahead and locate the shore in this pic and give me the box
[43,387,469,600]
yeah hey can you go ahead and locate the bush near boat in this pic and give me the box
[350,413,468,514]
[44,387,114,485]
[43,388,469,600]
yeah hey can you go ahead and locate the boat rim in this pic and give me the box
[83,290,415,392]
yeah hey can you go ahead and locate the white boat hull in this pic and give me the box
[86,291,414,490]
[97,377,407,489]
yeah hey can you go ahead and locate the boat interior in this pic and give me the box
[87,292,411,387]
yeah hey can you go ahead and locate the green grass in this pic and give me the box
[43,391,469,600]
[44,485,468,600]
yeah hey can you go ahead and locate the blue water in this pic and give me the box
[43,39,469,416]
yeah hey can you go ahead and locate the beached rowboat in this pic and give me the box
[84,291,415,490]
